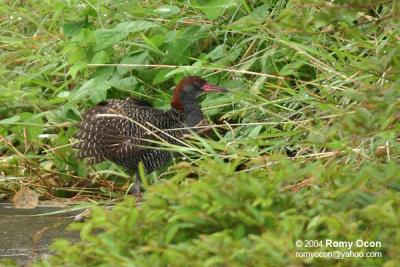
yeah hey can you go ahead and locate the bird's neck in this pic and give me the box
[181,95,203,127]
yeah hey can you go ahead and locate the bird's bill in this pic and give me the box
[201,83,228,93]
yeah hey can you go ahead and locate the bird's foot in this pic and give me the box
[74,206,113,222]
[74,208,91,222]
[131,183,143,201]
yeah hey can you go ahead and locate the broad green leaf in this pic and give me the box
[63,19,88,37]
[70,76,111,104]
[95,21,158,50]
[117,51,149,75]
[110,75,137,90]
[0,115,20,125]
[68,47,87,64]
[91,51,110,64]
[207,45,225,60]
[194,0,237,20]
[156,5,180,17]
[67,63,87,80]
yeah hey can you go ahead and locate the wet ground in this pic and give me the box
[0,203,80,266]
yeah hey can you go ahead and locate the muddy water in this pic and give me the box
[0,203,80,265]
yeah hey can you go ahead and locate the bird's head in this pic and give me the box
[171,76,227,111]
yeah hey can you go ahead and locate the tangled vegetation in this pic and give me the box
[0,0,399,266]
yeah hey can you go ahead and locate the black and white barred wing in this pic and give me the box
[73,100,149,164]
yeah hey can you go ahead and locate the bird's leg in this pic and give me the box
[131,171,142,197]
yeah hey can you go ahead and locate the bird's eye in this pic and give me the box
[195,82,203,89]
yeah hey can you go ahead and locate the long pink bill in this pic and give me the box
[201,83,228,93]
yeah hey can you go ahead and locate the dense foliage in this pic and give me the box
[0,0,399,266]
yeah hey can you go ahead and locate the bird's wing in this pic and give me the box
[124,97,152,107]
[73,100,148,164]
[99,98,152,108]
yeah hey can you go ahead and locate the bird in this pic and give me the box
[73,76,227,196]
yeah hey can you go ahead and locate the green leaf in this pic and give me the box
[68,47,88,64]
[23,113,44,142]
[152,69,171,84]
[156,5,180,17]
[150,34,165,47]
[95,21,158,50]
[70,76,111,104]
[89,81,111,103]
[194,0,237,20]
[248,125,263,138]
[63,19,88,37]
[117,51,149,75]
[0,115,20,125]
[279,61,306,76]
[67,63,87,80]
[110,75,137,90]
[91,51,110,64]
[140,33,165,55]
[207,45,225,60]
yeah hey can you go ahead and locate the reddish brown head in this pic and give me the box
[171,76,227,111]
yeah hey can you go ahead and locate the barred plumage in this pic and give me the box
[73,76,227,195]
